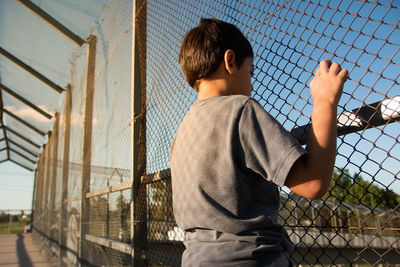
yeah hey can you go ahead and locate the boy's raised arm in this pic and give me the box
[285,59,348,199]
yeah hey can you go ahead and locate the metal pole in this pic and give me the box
[44,136,52,241]
[131,0,147,265]
[60,84,72,266]
[8,210,12,234]
[35,154,43,233]
[130,2,137,260]
[16,0,85,46]
[0,83,53,119]
[31,168,37,225]
[0,47,64,93]
[49,113,59,250]
[106,178,110,238]
[80,34,97,266]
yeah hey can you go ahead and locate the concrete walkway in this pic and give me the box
[0,233,56,267]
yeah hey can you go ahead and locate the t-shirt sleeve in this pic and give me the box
[237,99,306,186]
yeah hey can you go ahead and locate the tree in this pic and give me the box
[148,181,173,221]
[89,196,107,236]
[323,168,400,210]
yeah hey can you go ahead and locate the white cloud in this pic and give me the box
[4,106,99,127]
[382,96,400,120]
[4,105,54,124]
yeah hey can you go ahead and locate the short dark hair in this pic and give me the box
[179,18,253,90]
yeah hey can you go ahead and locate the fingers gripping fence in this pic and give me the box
[27,0,399,266]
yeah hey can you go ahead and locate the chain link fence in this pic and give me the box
[142,0,400,266]
[25,0,400,266]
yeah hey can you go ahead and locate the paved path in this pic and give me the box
[0,233,56,267]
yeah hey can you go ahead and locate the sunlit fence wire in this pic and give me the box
[143,0,400,266]
[24,0,400,266]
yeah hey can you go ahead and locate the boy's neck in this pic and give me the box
[197,79,230,100]
[196,55,253,100]
[197,67,234,100]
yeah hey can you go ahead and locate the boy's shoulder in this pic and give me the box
[190,95,254,111]
[184,95,270,126]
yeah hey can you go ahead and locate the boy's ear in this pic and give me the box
[224,49,236,75]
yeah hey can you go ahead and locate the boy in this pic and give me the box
[170,18,347,266]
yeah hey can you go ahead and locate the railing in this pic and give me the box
[11,0,398,266]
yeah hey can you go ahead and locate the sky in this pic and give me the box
[0,0,399,212]
[0,0,107,211]
[0,162,34,211]
[144,0,400,195]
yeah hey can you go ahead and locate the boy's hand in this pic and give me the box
[310,59,348,106]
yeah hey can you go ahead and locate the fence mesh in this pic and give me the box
[20,0,400,266]
[143,0,400,266]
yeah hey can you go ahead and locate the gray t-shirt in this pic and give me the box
[170,95,306,266]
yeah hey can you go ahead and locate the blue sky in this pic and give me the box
[0,0,399,211]
[145,0,399,193]
[0,0,107,210]
[244,0,400,193]
[0,162,34,210]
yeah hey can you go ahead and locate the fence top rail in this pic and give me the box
[85,181,132,198]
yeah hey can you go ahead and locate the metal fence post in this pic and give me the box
[36,144,47,235]
[131,0,147,265]
[33,153,43,233]
[80,34,97,266]
[31,168,37,224]
[43,137,52,241]
[60,84,71,266]
[8,210,11,233]
[49,113,59,252]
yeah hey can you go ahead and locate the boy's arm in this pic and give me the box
[285,59,348,199]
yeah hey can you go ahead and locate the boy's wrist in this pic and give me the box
[312,101,338,115]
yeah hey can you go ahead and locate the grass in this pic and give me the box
[0,221,26,234]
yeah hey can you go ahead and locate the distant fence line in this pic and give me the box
[0,209,31,234]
